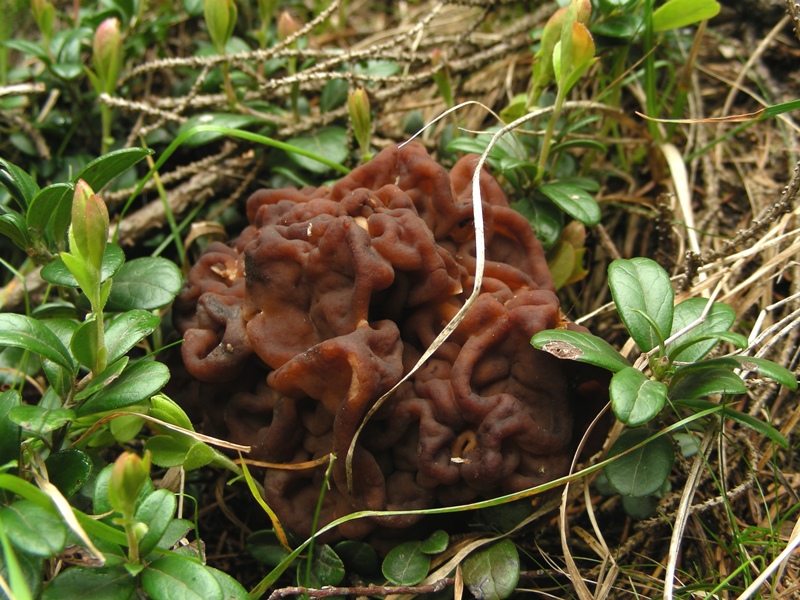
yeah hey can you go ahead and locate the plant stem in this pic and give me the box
[535,85,566,185]
[221,62,237,109]
[100,104,113,154]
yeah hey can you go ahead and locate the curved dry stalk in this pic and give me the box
[663,425,718,600]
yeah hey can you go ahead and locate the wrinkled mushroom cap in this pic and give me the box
[174,142,608,540]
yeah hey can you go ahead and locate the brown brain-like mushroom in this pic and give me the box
[173,142,608,540]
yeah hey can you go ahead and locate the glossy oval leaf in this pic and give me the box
[135,489,177,557]
[669,367,747,400]
[105,310,161,364]
[667,298,736,362]
[247,530,291,567]
[148,394,194,431]
[27,183,73,234]
[206,567,249,600]
[70,316,101,371]
[610,367,667,426]
[0,499,68,557]
[41,244,125,288]
[42,565,136,600]
[333,540,379,574]
[0,211,30,250]
[652,0,720,32]
[0,390,22,469]
[538,182,601,226]
[177,114,259,147]
[72,148,154,191]
[673,398,788,448]
[144,435,192,469]
[532,329,631,373]
[0,157,39,210]
[0,314,74,373]
[726,356,797,390]
[73,357,129,402]
[8,405,75,435]
[510,198,563,250]
[182,442,217,471]
[382,541,430,586]
[141,556,223,600]
[286,126,348,174]
[298,544,345,588]
[77,360,170,415]
[462,539,520,600]
[45,449,93,498]
[608,258,674,353]
[605,428,674,497]
[419,530,449,554]
[105,258,182,311]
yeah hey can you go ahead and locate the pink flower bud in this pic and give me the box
[92,18,122,95]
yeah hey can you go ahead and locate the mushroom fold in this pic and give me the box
[174,142,608,540]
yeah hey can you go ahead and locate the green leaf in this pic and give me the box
[462,539,520,600]
[333,540,378,574]
[0,211,30,250]
[177,114,259,147]
[73,357,129,402]
[148,394,194,431]
[669,367,747,399]
[0,157,39,210]
[604,428,674,497]
[205,567,249,600]
[608,258,674,353]
[550,137,608,154]
[0,391,22,469]
[105,310,160,364]
[532,329,631,373]
[247,530,291,567]
[77,360,170,415]
[666,298,736,362]
[27,183,73,240]
[135,489,177,556]
[298,544,345,588]
[320,78,349,113]
[70,316,102,371]
[538,182,601,226]
[621,493,660,520]
[105,258,182,311]
[72,148,154,192]
[673,398,788,448]
[141,556,224,600]
[652,0,720,32]
[144,435,193,468]
[592,14,642,39]
[110,414,145,443]
[0,541,43,600]
[286,126,349,174]
[0,499,68,557]
[45,449,92,498]
[610,367,667,426]
[182,443,217,471]
[726,356,797,390]
[41,244,125,288]
[59,251,94,294]
[419,530,449,554]
[382,541,430,586]
[510,198,562,250]
[8,405,75,435]
[42,565,136,600]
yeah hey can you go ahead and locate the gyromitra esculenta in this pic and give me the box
[173,142,608,540]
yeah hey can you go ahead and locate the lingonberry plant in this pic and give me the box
[532,257,797,514]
